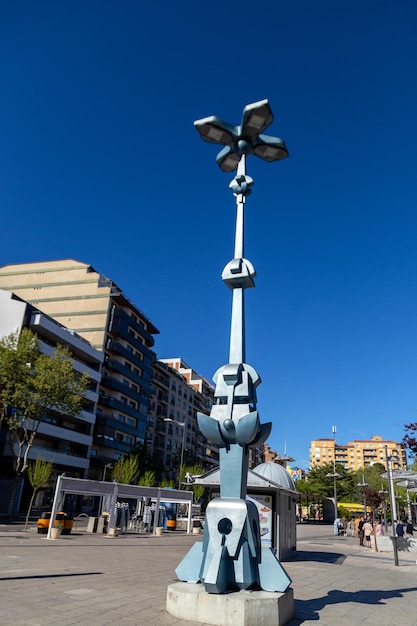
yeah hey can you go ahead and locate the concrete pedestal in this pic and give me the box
[166,582,294,626]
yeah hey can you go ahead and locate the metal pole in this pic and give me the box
[332,426,338,520]
[178,423,186,489]
[385,445,399,566]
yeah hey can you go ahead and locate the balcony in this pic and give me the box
[101,376,150,405]
[105,358,150,391]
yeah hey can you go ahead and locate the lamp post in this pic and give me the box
[357,473,369,518]
[384,445,399,566]
[164,418,186,489]
[378,484,388,528]
[175,100,292,594]
[326,425,340,521]
[102,463,113,481]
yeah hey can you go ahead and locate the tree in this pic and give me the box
[0,329,90,513]
[131,441,164,480]
[183,464,205,503]
[403,421,417,457]
[112,454,139,484]
[138,470,156,486]
[304,462,356,500]
[24,457,53,531]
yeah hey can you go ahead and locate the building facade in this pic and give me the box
[147,358,219,481]
[0,289,104,510]
[310,435,407,471]
[0,260,159,478]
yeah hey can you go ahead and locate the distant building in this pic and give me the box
[0,260,159,478]
[147,358,218,479]
[310,435,406,471]
[0,290,103,511]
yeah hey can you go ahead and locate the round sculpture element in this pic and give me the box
[218,518,233,535]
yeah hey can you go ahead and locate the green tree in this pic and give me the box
[305,462,356,500]
[183,464,205,503]
[131,441,165,481]
[160,478,175,489]
[24,457,54,531]
[112,454,139,484]
[0,329,90,513]
[138,470,156,486]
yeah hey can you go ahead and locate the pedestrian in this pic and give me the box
[363,519,373,548]
[406,519,414,536]
[358,516,365,546]
[333,516,341,536]
[348,518,355,537]
[375,521,384,536]
[395,520,404,537]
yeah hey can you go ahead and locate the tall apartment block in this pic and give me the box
[0,290,103,511]
[147,358,219,480]
[0,260,159,478]
[310,435,407,471]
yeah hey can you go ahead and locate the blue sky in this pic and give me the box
[1,1,416,469]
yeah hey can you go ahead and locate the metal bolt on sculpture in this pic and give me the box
[176,100,291,594]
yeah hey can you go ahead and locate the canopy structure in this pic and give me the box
[47,475,193,539]
[380,470,417,481]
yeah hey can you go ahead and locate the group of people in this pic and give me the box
[334,515,415,548]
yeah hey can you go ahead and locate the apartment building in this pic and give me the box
[0,260,159,478]
[0,289,103,509]
[147,358,218,481]
[310,435,407,471]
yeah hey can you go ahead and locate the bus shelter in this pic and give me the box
[47,475,193,540]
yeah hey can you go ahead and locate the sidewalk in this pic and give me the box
[0,522,416,625]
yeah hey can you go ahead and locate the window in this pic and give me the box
[89,448,97,458]
[116,433,123,441]
[114,453,121,460]
[123,378,130,386]
[124,361,132,370]
[125,435,133,445]
[126,417,135,427]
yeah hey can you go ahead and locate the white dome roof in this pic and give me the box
[252,462,296,490]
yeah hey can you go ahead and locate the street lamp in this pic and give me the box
[357,473,369,518]
[396,479,417,522]
[384,445,400,566]
[326,425,341,521]
[378,484,388,528]
[102,463,113,481]
[164,418,186,489]
[194,99,288,173]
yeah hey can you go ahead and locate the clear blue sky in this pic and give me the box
[1,1,416,469]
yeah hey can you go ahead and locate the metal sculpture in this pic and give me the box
[176,100,291,594]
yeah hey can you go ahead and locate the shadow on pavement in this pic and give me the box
[292,550,346,564]
[0,571,103,581]
[289,586,417,624]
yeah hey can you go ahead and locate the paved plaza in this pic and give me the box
[0,520,416,625]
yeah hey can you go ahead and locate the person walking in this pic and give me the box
[363,519,373,548]
[395,520,404,537]
[358,517,365,546]
[406,519,414,536]
[375,521,384,536]
[348,518,356,537]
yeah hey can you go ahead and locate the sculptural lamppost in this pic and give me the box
[175,100,292,594]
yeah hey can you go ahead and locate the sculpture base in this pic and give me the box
[166,582,294,626]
